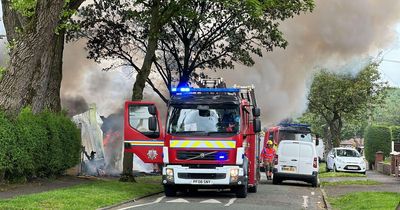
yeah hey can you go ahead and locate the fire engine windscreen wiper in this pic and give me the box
[207,131,236,136]
[173,131,207,135]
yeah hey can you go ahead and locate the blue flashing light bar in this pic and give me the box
[171,87,240,94]
[279,123,310,128]
[216,152,228,160]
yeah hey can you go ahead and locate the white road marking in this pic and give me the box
[224,198,237,207]
[200,199,222,204]
[311,191,315,196]
[302,196,309,208]
[166,198,190,203]
[117,196,165,209]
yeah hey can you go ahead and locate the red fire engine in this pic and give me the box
[124,80,261,198]
[263,124,313,149]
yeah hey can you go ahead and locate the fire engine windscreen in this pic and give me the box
[279,131,312,143]
[167,105,240,136]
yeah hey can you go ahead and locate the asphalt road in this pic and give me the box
[112,175,326,210]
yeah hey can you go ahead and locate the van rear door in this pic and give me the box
[278,141,300,173]
[298,142,315,175]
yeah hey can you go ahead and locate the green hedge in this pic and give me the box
[364,125,391,164]
[391,126,400,142]
[0,108,81,182]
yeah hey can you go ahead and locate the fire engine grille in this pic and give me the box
[177,173,226,179]
[176,151,229,161]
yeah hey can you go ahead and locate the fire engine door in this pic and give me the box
[124,101,164,164]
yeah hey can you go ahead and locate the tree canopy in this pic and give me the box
[71,0,314,101]
[305,63,386,151]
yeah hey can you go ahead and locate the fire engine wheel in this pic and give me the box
[164,185,177,197]
[248,184,257,193]
[235,182,248,198]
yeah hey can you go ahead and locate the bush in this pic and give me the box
[0,111,16,181]
[391,126,400,142]
[0,109,81,182]
[40,111,81,176]
[364,125,391,164]
[9,108,48,179]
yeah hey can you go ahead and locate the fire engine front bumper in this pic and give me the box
[162,165,246,187]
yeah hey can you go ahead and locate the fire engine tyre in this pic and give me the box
[236,182,248,198]
[164,185,177,197]
[248,185,257,193]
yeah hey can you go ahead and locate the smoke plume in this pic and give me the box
[61,0,400,126]
[215,0,400,125]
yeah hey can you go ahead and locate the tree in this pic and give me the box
[364,124,391,168]
[0,0,85,115]
[307,63,386,152]
[372,87,400,125]
[72,0,314,101]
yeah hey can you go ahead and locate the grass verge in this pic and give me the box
[0,176,162,210]
[329,192,400,210]
[321,179,380,187]
[319,162,366,178]
[319,172,366,178]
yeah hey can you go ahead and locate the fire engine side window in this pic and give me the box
[129,105,159,138]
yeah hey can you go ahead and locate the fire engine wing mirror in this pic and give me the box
[148,116,157,131]
[252,107,261,117]
[253,118,261,133]
[148,105,157,116]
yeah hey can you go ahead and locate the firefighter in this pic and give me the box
[261,140,276,180]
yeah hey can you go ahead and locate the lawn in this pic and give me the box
[0,176,163,210]
[321,179,380,187]
[329,192,400,210]
[319,162,366,178]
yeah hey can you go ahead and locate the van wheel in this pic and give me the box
[248,185,257,193]
[272,177,281,185]
[311,176,318,188]
[164,185,177,197]
[236,182,248,198]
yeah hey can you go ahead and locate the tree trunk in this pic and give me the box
[0,0,65,115]
[122,0,162,182]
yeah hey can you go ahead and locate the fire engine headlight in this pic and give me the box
[166,168,174,176]
[230,168,239,177]
[230,168,239,182]
[166,168,174,182]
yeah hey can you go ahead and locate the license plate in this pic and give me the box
[282,166,296,173]
[192,179,212,185]
[347,166,358,170]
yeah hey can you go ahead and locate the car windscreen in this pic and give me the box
[336,149,360,157]
[167,105,240,136]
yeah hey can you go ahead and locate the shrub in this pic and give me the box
[0,111,16,181]
[40,111,81,176]
[391,126,400,142]
[364,125,391,164]
[0,109,81,182]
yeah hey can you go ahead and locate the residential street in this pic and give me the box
[111,174,325,210]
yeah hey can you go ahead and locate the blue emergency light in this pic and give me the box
[171,87,240,94]
[216,152,228,160]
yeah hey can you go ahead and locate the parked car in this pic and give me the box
[326,147,366,174]
[273,140,319,187]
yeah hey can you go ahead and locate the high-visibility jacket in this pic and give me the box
[261,147,276,162]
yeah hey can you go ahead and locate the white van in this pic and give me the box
[273,140,319,187]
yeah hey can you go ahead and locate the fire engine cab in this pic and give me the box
[124,79,262,198]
